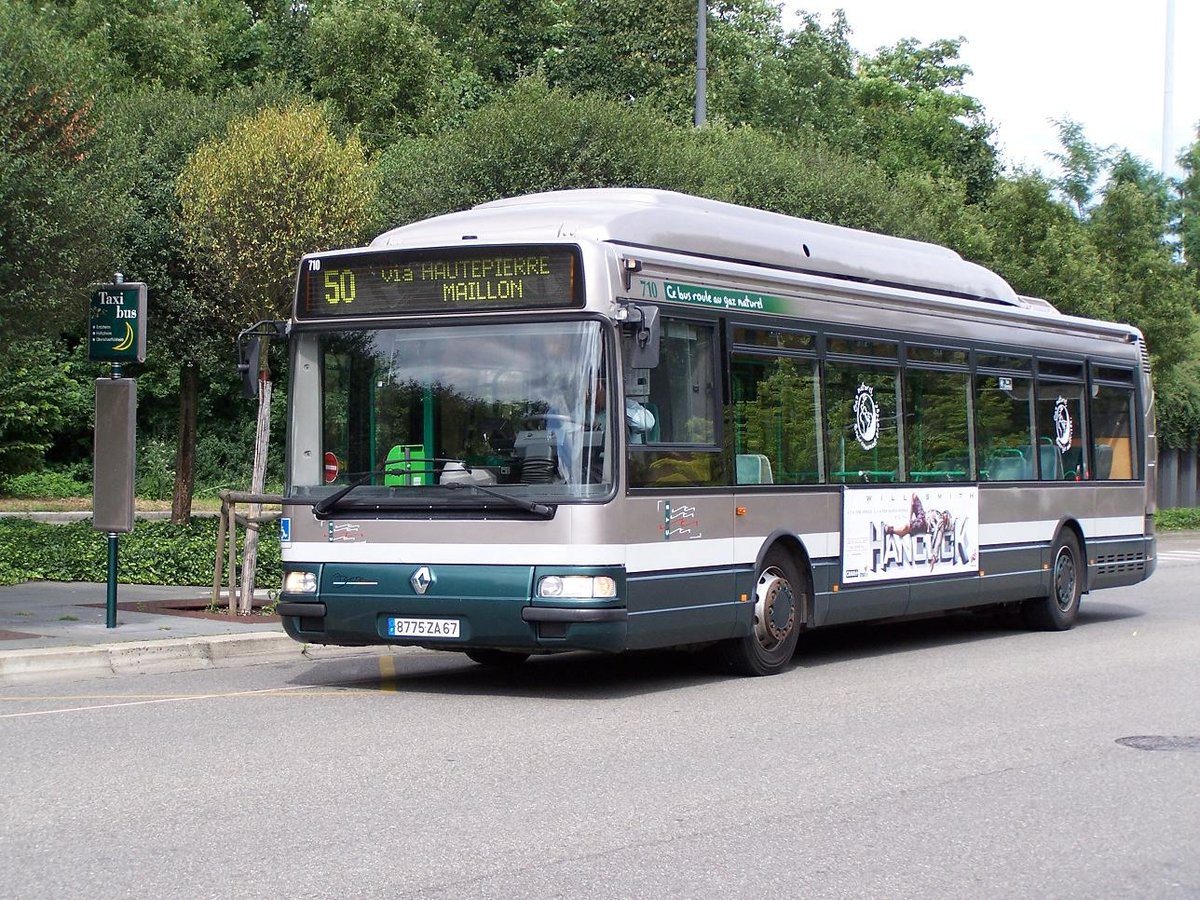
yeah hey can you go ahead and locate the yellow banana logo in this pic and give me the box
[112,322,134,352]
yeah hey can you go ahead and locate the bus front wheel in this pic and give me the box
[719,549,806,676]
[1022,530,1082,630]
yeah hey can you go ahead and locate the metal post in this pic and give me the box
[695,0,707,127]
[1162,0,1176,174]
[106,532,118,628]
[105,270,125,628]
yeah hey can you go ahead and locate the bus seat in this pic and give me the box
[384,444,427,486]
[1038,443,1063,480]
[642,402,660,443]
[736,453,774,485]
[1061,446,1083,479]
[987,449,1030,481]
[1094,443,1113,480]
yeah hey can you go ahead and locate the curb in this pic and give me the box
[0,632,317,686]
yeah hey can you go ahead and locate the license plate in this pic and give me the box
[387,617,461,639]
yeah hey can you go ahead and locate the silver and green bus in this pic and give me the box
[273,189,1156,675]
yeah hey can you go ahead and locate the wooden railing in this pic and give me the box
[212,490,283,616]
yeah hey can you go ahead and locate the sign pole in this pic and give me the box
[90,271,145,628]
[106,272,123,629]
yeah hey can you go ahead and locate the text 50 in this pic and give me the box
[323,269,357,305]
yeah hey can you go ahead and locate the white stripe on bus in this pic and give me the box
[284,517,1146,570]
[980,516,1145,545]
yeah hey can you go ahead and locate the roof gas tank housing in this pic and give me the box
[372,188,1026,308]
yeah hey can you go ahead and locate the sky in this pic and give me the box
[779,1,1198,181]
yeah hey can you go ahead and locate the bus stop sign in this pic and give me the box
[88,283,147,363]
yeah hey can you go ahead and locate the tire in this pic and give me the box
[718,548,807,676]
[465,648,531,668]
[1022,530,1082,630]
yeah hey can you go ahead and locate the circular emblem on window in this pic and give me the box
[853,383,879,450]
[1053,396,1073,452]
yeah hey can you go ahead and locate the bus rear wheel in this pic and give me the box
[465,649,531,668]
[1022,530,1082,630]
[719,549,806,676]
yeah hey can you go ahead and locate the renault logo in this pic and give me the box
[410,566,435,595]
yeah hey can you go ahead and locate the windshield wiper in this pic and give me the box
[438,479,555,518]
[313,458,556,518]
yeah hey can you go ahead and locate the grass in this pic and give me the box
[1156,507,1200,531]
[0,496,222,513]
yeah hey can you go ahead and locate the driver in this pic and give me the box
[591,378,655,442]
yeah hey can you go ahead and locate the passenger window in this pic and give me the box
[1090,383,1137,479]
[824,361,900,484]
[731,353,821,484]
[1035,377,1086,480]
[905,369,971,482]
[975,374,1034,481]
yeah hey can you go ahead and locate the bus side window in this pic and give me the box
[628,317,721,489]
[1090,382,1137,479]
[974,372,1034,481]
[730,353,821,484]
[645,319,718,445]
[824,360,900,484]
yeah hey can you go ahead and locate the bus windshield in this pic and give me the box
[288,320,613,506]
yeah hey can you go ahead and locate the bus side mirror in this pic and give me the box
[622,304,660,369]
[236,320,287,399]
[236,336,261,399]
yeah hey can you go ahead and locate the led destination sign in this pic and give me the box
[297,245,581,319]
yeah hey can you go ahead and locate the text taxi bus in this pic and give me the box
[272,189,1156,675]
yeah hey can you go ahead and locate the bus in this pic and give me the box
[270,188,1156,676]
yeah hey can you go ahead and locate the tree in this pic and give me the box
[545,0,698,122]
[707,6,858,137]
[0,1,129,337]
[374,77,985,262]
[1089,166,1196,373]
[31,0,268,92]
[0,341,91,477]
[1047,118,1115,216]
[374,78,664,226]
[177,102,373,610]
[306,0,464,148]
[415,0,567,86]
[1178,128,1200,280]
[851,37,997,202]
[107,83,296,522]
[978,173,1116,321]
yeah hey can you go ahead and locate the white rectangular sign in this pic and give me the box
[841,485,979,584]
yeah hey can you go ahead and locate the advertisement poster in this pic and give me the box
[841,485,979,584]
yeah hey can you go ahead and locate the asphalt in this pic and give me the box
[0,580,377,685]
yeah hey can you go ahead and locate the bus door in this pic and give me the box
[622,313,739,648]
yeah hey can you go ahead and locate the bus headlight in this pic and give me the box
[537,575,617,599]
[283,571,318,594]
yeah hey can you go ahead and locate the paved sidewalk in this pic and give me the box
[0,581,325,685]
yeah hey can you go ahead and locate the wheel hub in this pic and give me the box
[754,567,795,648]
[1053,547,1077,612]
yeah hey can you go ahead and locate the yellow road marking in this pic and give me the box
[378,654,397,690]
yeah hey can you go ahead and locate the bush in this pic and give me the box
[0,517,281,587]
[2,469,91,498]
[135,438,177,501]
[1156,507,1200,531]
